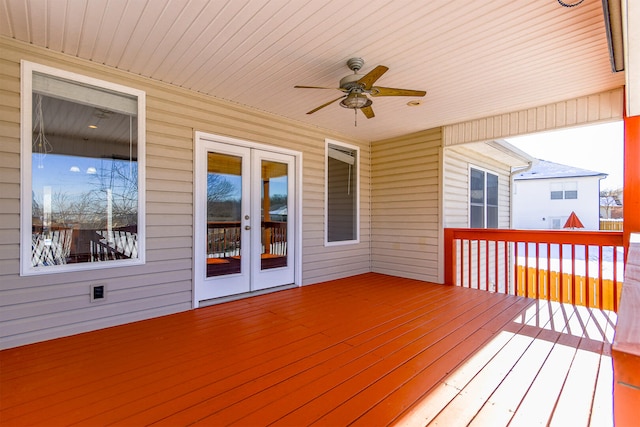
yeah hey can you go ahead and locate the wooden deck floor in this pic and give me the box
[0,273,616,426]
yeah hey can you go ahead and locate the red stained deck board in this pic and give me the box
[312,296,529,426]
[142,284,484,425]
[0,273,613,427]
[202,291,505,426]
[352,296,535,426]
[270,293,524,426]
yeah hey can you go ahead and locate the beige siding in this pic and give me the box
[0,38,370,349]
[442,145,515,290]
[443,88,624,146]
[443,145,513,229]
[371,128,442,282]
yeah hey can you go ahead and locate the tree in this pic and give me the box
[207,174,239,221]
[599,187,622,219]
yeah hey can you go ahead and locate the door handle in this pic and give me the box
[245,225,251,230]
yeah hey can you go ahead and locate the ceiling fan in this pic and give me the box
[294,57,426,123]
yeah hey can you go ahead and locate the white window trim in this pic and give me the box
[468,165,499,229]
[20,61,146,276]
[324,139,360,246]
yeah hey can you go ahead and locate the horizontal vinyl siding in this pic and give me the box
[443,145,513,229]
[0,38,369,349]
[371,128,441,282]
[443,146,513,290]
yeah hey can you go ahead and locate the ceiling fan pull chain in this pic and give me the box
[354,108,358,127]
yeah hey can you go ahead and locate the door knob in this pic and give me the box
[245,225,251,230]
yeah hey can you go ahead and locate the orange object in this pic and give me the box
[206,258,229,264]
[563,211,585,229]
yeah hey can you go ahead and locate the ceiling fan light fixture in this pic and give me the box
[340,93,372,109]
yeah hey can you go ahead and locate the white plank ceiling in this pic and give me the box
[0,0,626,141]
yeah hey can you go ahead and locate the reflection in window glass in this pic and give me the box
[206,153,242,277]
[486,173,498,228]
[261,160,288,270]
[27,70,141,270]
[470,167,498,229]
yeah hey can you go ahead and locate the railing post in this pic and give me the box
[444,228,455,285]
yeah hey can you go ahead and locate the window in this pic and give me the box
[470,167,498,228]
[21,61,145,275]
[325,140,359,245]
[550,182,578,200]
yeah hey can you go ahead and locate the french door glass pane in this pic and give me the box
[261,160,288,270]
[206,152,242,277]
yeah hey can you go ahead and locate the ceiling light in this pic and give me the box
[340,93,372,109]
[86,167,97,174]
[69,166,80,172]
[88,125,98,129]
[407,100,423,107]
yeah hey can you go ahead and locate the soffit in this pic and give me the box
[0,0,625,141]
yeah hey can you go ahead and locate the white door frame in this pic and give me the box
[193,131,303,307]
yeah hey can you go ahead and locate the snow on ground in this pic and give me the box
[515,242,625,281]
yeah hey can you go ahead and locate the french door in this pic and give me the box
[194,137,296,303]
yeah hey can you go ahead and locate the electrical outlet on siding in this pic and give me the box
[90,284,107,302]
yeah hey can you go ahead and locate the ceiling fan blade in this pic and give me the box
[306,96,345,115]
[295,85,343,90]
[370,87,427,97]
[361,105,375,119]
[357,65,389,90]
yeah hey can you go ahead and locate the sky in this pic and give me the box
[505,121,624,191]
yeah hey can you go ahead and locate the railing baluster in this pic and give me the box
[524,241,529,298]
[559,243,564,303]
[585,245,590,308]
[468,239,472,289]
[598,245,604,309]
[476,240,481,290]
[514,241,519,297]
[533,242,540,298]
[504,241,509,295]
[485,239,489,291]
[494,240,499,293]
[459,239,464,287]
[613,245,618,312]
[546,242,551,301]
[571,244,576,306]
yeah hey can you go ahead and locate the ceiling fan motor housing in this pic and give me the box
[339,73,364,90]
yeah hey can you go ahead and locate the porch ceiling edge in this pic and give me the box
[443,87,624,146]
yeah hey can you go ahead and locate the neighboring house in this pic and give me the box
[512,160,607,230]
[443,140,534,229]
[600,190,623,219]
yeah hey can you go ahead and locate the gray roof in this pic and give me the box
[513,159,607,181]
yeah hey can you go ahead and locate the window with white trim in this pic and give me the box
[325,140,359,245]
[470,167,498,228]
[550,182,578,200]
[21,61,145,275]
